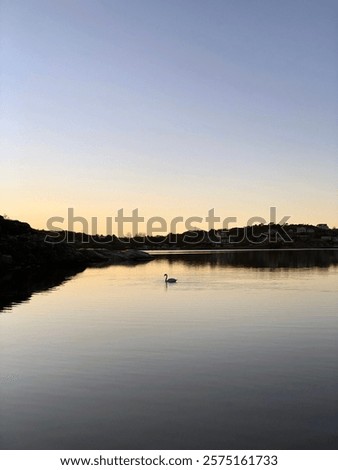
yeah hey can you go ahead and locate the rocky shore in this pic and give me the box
[0,216,154,273]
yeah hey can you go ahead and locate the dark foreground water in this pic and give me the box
[0,250,337,449]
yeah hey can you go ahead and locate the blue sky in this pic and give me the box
[1,0,338,233]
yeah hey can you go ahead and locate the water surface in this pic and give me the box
[0,251,337,449]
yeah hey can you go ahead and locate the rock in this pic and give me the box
[1,254,13,266]
[78,248,154,264]
[0,216,154,272]
[122,249,154,261]
[0,216,32,235]
[78,248,116,263]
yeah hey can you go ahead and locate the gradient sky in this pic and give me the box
[1,0,338,234]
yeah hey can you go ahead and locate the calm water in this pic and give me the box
[0,251,337,449]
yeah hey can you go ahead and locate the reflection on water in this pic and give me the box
[0,250,337,449]
[0,267,85,312]
[151,248,338,269]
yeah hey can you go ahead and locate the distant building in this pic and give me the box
[220,231,229,241]
[321,236,332,241]
[317,224,329,230]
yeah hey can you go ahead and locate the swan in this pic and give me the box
[164,273,177,283]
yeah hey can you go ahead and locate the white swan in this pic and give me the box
[164,273,177,283]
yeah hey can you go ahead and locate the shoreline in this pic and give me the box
[146,247,338,254]
[1,215,337,274]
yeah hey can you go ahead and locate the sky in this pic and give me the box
[1,0,338,234]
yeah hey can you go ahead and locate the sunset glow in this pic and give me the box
[1,1,337,232]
